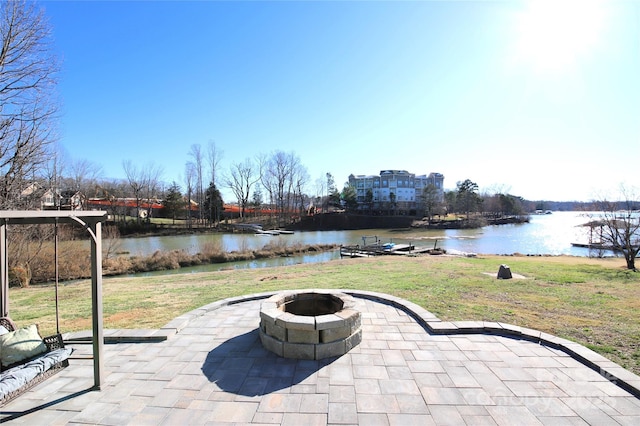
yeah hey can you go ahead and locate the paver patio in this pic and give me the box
[1,290,640,425]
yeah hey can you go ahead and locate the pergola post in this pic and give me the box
[1,219,8,317]
[90,220,104,389]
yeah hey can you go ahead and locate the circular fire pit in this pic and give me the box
[259,290,362,360]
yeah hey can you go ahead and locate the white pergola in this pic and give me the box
[0,210,107,389]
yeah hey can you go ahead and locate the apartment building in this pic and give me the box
[348,170,444,213]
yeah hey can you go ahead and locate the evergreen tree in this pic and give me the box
[203,181,224,225]
[365,189,374,214]
[163,182,183,223]
[456,179,481,218]
[251,188,263,210]
[341,184,357,211]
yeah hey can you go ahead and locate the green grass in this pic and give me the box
[7,254,640,374]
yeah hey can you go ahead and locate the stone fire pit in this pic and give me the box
[259,290,362,360]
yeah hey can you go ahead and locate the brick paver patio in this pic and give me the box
[2,290,640,425]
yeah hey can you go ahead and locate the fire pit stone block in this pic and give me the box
[316,314,344,330]
[316,340,346,359]
[288,328,320,344]
[283,342,315,360]
[264,320,287,341]
[259,332,284,357]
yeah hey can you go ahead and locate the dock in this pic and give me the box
[339,243,431,258]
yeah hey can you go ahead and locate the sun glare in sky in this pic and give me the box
[512,0,608,74]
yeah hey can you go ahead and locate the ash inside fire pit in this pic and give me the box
[259,290,362,360]
[283,293,343,316]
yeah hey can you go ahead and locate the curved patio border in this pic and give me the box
[154,289,640,399]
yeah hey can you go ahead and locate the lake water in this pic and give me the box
[113,211,605,275]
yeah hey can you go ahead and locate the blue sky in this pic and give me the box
[43,1,639,202]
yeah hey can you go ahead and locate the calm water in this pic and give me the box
[113,211,603,275]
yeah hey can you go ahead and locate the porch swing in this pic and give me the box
[0,210,107,405]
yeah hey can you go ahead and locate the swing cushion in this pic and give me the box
[0,324,47,369]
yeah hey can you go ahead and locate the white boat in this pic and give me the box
[254,229,294,236]
[255,229,293,236]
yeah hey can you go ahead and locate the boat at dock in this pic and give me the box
[254,229,295,236]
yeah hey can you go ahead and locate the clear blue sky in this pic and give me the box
[43,0,639,202]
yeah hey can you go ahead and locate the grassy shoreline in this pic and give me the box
[10,239,338,285]
[7,254,640,375]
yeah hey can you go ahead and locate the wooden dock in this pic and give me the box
[339,243,431,258]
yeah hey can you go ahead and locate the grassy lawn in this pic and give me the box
[7,254,640,374]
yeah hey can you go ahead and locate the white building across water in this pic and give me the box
[348,170,444,214]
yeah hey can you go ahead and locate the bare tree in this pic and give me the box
[96,179,126,223]
[257,152,274,213]
[314,175,326,212]
[206,140,223,188]
[68,158,103,193]
[184,161,195,230]
[419,184,441,223]
[122,160,145,224]
[38,141,66,209]
[326,173,336,212]
[188,144,204,224]
[142,162,163,220]
[226,158,259,219]
[259,151,306,226]
[7,224,53,287]
[206,141,223,224]
[588,186,640,270]
[0,0,59,208]
[292,161,309,218]
[260,151,288,225]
